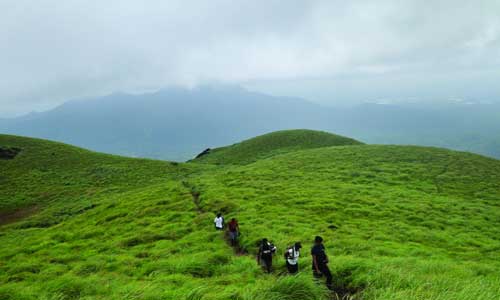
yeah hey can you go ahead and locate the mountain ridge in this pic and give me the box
[1,86,499,161]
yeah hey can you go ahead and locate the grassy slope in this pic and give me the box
[0,134,204,214]
[194,145,500,299]
[0,134,323,300]
[192,129,362,165]
[1,133,500,300]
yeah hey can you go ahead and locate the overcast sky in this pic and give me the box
[1,0,499,117]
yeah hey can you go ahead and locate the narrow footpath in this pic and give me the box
[181,181,360,300]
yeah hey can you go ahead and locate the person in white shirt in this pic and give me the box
[285,242,302,274]
[214,213,224,230]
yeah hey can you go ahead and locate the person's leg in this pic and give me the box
[313,266,322,278]
[260,256,266,269]
[234,231,239,246]
[265,257,272,273]
[319,265,333,290]
[286,262,293,273]
[292,263,298,274]
[229,232,235,246]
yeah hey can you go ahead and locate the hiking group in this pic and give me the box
[214,213,333,290]
[214,213,239,246]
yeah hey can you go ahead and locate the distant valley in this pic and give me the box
[1,86,499,160]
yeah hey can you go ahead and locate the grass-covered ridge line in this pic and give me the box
[1,131,500,300]
[192,129,362,165]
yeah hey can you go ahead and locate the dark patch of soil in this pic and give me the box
[330,268,366,300]
[0,206,39,226]
[330,286,364,300]
[0,147,22,160]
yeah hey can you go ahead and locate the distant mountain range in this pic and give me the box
[1,86,499,160]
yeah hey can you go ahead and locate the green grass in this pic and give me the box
[1,131,500,300]
[192,129,362,165]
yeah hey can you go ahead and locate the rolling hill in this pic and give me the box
[192,129,363,165]
[1,130,500,300]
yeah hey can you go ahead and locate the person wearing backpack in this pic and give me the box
[257,238,277,273]
[227,218,240,246]
[284,242,302,274]
[311,236,333,290]
[214,213,224,230]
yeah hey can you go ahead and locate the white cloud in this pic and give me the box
[0,0,499,116]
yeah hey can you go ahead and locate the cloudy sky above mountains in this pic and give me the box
[1,0,499,116]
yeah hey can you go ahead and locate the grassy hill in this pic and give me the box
[1,131,500,300]
[0,134,205,215]
[192,129,363,165]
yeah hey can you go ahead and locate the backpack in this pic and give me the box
[284,246,294,260]
[260,242,276,258]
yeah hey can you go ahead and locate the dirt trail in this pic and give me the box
[224,230,248,256]
[182,181,247,256]
[182,181,204,214]
[191,191,203,214]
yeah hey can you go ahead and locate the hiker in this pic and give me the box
[257,238,277,273]
[214,213,224,230]
[311,236,333,290]
[227,218,240,246]
[284,242,302,274]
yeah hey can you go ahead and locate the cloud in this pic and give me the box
[1,0,499,116]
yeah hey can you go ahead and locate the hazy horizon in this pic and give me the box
[3,82,500,120]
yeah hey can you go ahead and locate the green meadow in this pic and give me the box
[1,130,500,300]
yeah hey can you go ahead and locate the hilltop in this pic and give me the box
[192,129,362,165]
[1,131,500,300]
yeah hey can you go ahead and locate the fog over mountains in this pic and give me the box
[1,86,499,161]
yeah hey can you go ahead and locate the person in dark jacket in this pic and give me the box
[311,236,333,290]
[257,238,276,273]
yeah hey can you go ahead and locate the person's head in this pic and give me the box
[314,236,323,245]
[217,213,221,218]
[295,242,302,250]
[231,218,236,222]
[262,238,268,244]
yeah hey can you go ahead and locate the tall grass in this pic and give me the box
[1,133,500,300]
